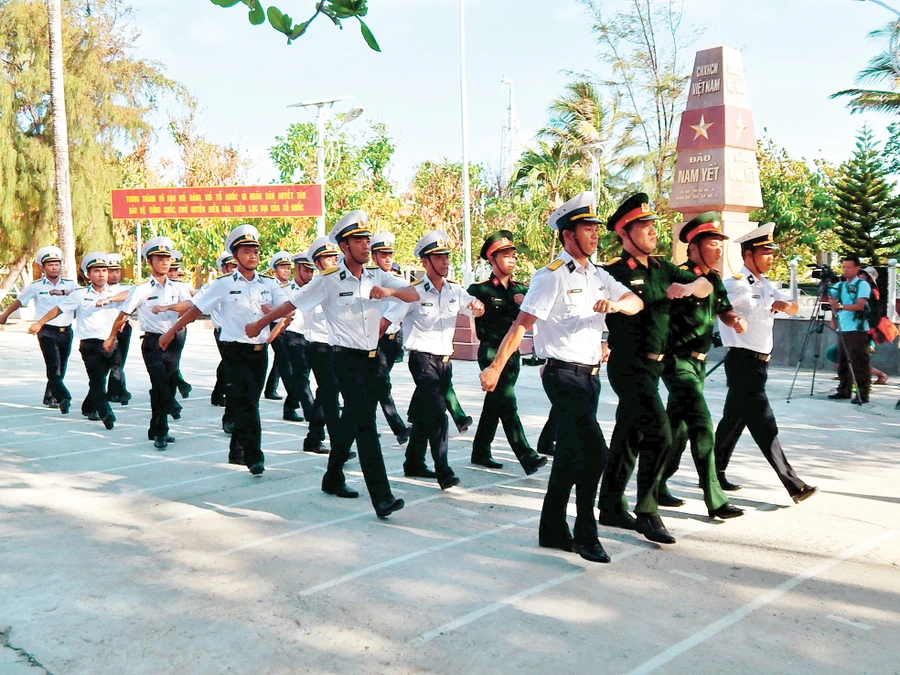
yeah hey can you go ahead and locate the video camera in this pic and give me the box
[807,263,839,284]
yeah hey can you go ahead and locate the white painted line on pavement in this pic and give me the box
[453,507,480,517]
[221,473,546,556]
[75,449,229,477]
[299,515,540,597]
[626,530,898,675]
[669,569,707,582]
[826,614,874,631]
[28,431,223,460]
[157,485,321,525]
[0,401,32,409]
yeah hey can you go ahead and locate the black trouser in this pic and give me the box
[538,406,558,454]
[473,344,534,466]
[714,348,807,496]
[836,330,871,401]
[142,333,179,439]
[539,363,606,547]
[79,338,115,422]
[212,328,229,415]
[37,325,72,404]
[106,321,131,400]
[221,342,267,468]
[282,333,316,419]
[305,341,349,451]
[167,329,187,414]
[265,358,280,396]
[327,348,394,507]
[375,333,408,436]
[404,351,453,480]
[598,352,672,515]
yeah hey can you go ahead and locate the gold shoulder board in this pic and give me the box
[411,278,424,286]
[546,259,564,271]
[732,273,744,280]
[603,257,621,267]
[321,267,339,276]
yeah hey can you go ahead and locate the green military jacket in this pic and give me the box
[604,251,699,355]
[467,273,528,347]
[667,261,733,355]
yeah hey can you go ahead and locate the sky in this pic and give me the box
[131,0,896,188]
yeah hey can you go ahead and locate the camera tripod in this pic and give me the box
[787,283,862,403]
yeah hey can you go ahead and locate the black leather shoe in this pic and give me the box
[396,427,411,445]
[223,421,234,435]
[598,510,637,531]
[153,436,168,450]
[471,455,503,469]
[107,394,121,403]
[851,396,868,405]
[828,393,851,400]
[709,503,745,519]
[264,392,283,400]
[59,399,70,415]
[282,410,304,422]
[539,535,574,552]
[635,513,676,544]
[120,392,132,406]
[322,483,359,499]
[658,492,686,508]
[86,411,100,421]
[439,474,461,490]
[346,451,357,461]
[718,473,742,491]
[102,415,115,430]
[177,382,192,398]
[375,497,404,519]
[303,443,329,454]
[572,541,611,564]
[170,407,182,420]
[536,444,555,457]
[404,466,437,479]
[455,416,473,433]
[249,462,265,476]
[48,400,60,409]
[522,454,548,476]
[228,453,244,465]
[792,485,818,504]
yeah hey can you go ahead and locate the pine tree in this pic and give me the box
[833,125,900,263]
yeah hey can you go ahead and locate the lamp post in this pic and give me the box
[459,0,473,287]
[287,96,363,237]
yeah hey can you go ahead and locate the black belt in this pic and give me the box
[42,325,70,333]
[333,345,378,358]
[675,350,707,362]
[410,350,451,363]
[382,333,399,341]
[732,347,771,362]
[545,358,600,376]
[222,342,266,352]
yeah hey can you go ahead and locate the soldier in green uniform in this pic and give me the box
[467,230,548,475]
[658,212,746,520]
[597,193,713,545]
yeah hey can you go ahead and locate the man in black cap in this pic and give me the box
[597,193,713,545]
[658,212,746,520]
[713,223,818,503]
[481,192,642,564]
[467,230,547,475]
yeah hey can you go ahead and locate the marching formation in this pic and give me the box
[0,192,819,563]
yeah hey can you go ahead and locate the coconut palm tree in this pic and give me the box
[47,0,76,278]
[833,22,900,115]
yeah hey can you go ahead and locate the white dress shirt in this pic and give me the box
[121,275,193,334]
[718,264,793,354]
[281,281,305,334]
[17,277,80,327]
[520,250,630,366]
[58,285,123,340]
[192,271,287,344]
[289,261,407,351]
[384,277,476,356]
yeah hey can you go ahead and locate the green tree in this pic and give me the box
[208,0,380,51]
[0,0,181,287]
[832,125,900,263]
[751,136,839,278]
[578,0,695,206]
[832,21,900,115]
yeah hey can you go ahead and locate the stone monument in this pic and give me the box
[671,46,763,276]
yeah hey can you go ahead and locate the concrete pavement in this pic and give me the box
[1,322,898,674]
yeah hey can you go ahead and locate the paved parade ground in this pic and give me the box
[1,322,899,674]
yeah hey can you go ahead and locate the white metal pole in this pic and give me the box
[316,103,326,237]
[888,258,898,322]
[459,0,473,287]
[789,258,798,304]
[135,222,142,282]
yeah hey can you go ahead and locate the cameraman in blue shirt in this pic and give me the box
[827,254,871,404]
